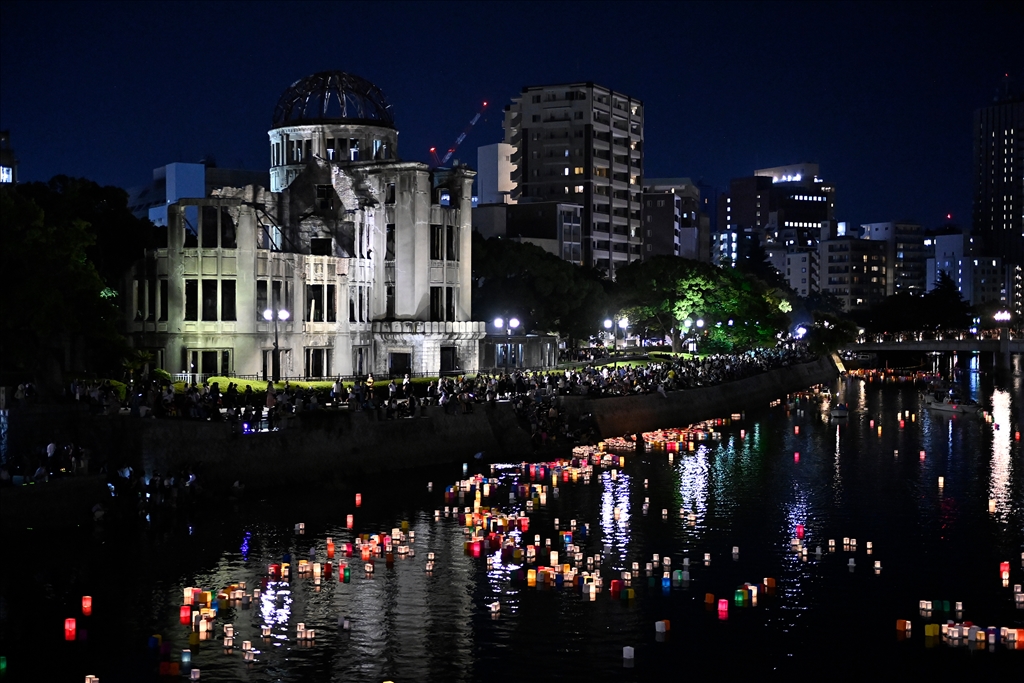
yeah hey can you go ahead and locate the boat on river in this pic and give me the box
[922,394,980,414]
[830,403,850,418]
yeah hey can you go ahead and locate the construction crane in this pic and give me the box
[430,101,488,167]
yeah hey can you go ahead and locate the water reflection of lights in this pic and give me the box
[677,449,709,525]
[600,470,631,569]
[240,531,251,560]
[989,389,1012,523]
[832,426,842,502]
[260,581,293,628]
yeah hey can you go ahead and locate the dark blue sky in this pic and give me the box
[2,1,1021,228]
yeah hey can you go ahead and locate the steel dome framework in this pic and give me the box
[272,71,394,129]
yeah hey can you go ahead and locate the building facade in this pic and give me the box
[476,142,516,205]
[716,162,835,269]
[972,84,1023,268]
[0,130,17,184]
[642,178,709,262]
[125,71,484,381]
[504,82,644,276]
[860,221,927,296]
[818,237,887,312]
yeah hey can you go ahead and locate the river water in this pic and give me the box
[2,355,1022,681]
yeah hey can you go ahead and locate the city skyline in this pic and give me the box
[1,1,1022,230]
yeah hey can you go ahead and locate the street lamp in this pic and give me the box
[263,308,290,382]
[493,316,519,370]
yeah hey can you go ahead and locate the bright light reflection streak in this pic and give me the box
[678,448,709,526]
[989,389,1012,523]
[259,581,292,629]
[599,471,631,569]
[833,425,842,503]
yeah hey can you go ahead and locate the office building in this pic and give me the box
[716,162,835,268]
[504,83,643,276]
[972,81,1023,267]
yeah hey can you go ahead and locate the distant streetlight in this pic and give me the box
[263,308,290,382]
[695,319,704,328]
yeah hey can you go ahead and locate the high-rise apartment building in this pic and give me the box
[819,236,887,312]
[861,221,927,296]
[504,83,643,276]
[972,81,1023,267]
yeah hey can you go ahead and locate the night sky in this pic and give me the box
[2,1,1021,229]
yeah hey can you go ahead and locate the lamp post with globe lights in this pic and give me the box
[263,307,290,382]
[494,316,519,371]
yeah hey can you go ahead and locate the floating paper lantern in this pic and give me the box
[622,646,635,660]
[65,618,76,641]
[717,599,728,612]
[180,605,192,624]
[794,452,800,462]
[191,669,200,680]
[81,596,92,616]
[347,515,354,529]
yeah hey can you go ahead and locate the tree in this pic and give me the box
[804,312,858,356]
[471,233,610,344]
[0,179,152,391]
[617,256,792,353]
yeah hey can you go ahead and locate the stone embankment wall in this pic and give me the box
[136,404,531,489]
[561,355,839,437]
[3,358,837,496]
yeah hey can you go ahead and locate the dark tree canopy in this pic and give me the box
[472,233,610,343]
[862,270,972,333]
[0,178,156,389]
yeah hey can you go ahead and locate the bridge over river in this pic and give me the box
[843,329,1023,356]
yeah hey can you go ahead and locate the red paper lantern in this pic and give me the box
[355,493,362,507]
[81,596,93,616]
[65,618,76,641]
[346,514,354,529]
[179,605,192,624]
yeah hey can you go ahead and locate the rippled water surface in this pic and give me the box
[3,358,1022,681]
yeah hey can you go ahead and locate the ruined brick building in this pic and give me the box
[125,71,484,381]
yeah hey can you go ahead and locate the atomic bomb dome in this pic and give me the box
[272,71,395,129]
[268,71,401,193]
